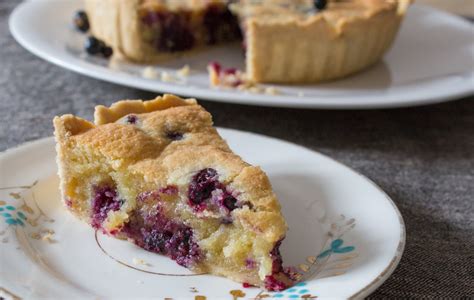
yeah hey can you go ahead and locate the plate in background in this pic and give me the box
[9,0,473,108]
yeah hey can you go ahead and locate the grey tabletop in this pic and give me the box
[1,1,473,298]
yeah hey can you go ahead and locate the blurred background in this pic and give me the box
[418,0,474,17]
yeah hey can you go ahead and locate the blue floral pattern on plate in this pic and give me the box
[0,204,27,226]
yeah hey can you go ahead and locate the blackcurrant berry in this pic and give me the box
[314,0,327,10]
[101,46,114,58]
[84,36,101,55]
[73,10,89,32]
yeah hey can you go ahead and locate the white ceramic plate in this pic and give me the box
[0,129,405,299]
[9,0,474,109]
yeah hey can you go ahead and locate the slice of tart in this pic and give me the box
[53,94,293,291]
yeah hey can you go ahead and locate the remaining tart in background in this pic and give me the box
[231,0,412,83]
[53,94,294,291]
[84,0,411,83]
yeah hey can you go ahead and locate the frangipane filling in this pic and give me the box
[88,166,292,291]
[139,2,241,53]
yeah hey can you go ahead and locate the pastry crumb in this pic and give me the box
[207,61,246,88]
[42,232,56,243]
[248,86,264,94]
[30,232,41,240]
[133,258,149,266]
[30,229,56,243]
[142,67,159,79]
[161,71,175,82]
[264,87,280,95]
[177,64,191,77]
[206,61,281,96]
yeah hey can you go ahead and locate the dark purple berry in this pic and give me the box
[85,36,101,55]
[203,4,241,45]
[74,10,89,32]
[101,46,113,58]
[187,168,243,214]
[91,185,123,229]
[188,168,218,206]
[123,203,201,267]
[126,114,137,124]
[84,36,113,59]
[264,275,288,292]
[270,240,284,273]
[262,240,294,291]
[166,132,183,141]
[148,12,195,52]
[222,195,238,211]
[314,0,327,10]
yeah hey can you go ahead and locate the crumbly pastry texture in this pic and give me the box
[53,94,293,291]
[85,0,411,84]
[234,0,412,83]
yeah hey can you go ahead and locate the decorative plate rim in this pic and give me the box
[348,176,406,299]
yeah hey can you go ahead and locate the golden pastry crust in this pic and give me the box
[85,0,152,62]
[234,0,412,83]
[53,94,290,290]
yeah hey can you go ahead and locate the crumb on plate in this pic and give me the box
[177,64,191,77]
[142,67,159,79]
[133,257,149,266]
[161,71,175,82]
[264,87,280,95]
